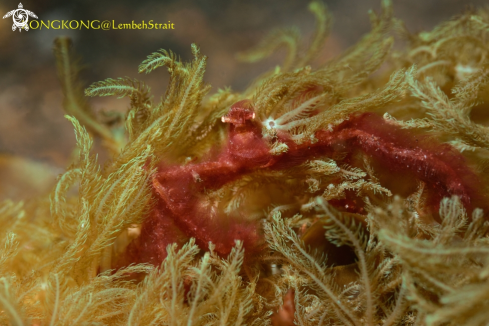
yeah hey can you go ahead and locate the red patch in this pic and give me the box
[120,106,486,267]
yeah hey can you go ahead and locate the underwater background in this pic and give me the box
[1,0,488,202]
[3,0,489,325]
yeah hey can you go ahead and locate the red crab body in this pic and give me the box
[122,100,487,267]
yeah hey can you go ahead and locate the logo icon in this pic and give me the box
[3,3,38,32]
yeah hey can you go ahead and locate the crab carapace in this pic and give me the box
[121,99,487,267]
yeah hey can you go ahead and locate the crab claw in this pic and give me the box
[221,99,255,126]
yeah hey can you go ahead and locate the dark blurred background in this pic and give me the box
[0,0,487,199]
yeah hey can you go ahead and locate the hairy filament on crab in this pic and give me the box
[263,94,325,133]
